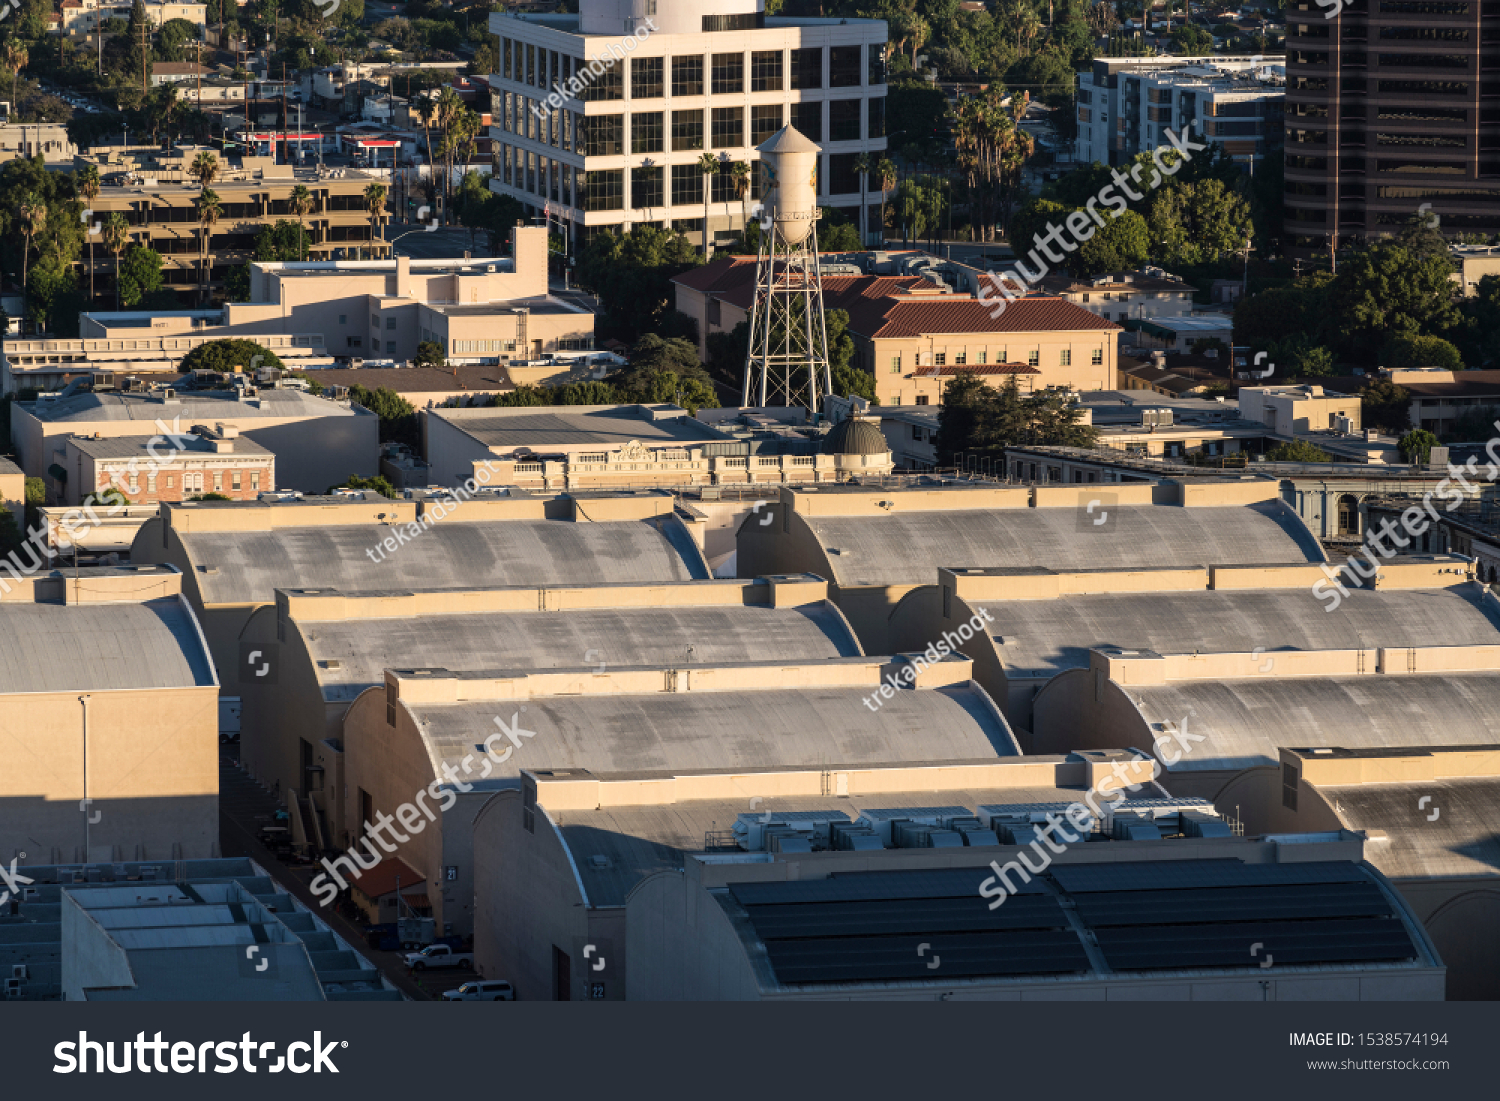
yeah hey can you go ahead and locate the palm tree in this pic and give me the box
[1,41,27,112]
[363,182,388,259]
[875,156,896,246]
[103,212,129,310]
[853,153,871,247]
[289,183,313,259]
[78,164,100,306]
[17,195,45,316]
[697,151,719,257]
[190,150,219,188]
[435,86,465,219]
[194,188,221,305]
[731,160,751,242]
[415,94,436,214]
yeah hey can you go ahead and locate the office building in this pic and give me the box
[1284,5,1500,259]
[489,0,889,250]
[1076,56,1284,171]
[58,425,275,507]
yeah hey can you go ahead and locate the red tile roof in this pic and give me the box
[915,364,1041,376]
[354,858,427,900]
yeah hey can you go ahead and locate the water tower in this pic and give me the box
[741,125,833,414]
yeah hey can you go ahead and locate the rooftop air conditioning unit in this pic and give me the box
[11,965,27,980]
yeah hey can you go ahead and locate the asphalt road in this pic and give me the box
[389,222,489,259]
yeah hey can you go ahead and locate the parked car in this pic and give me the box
[402,943,474,971]
[442,980,515,1001]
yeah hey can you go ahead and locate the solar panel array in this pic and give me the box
[729,859,1422,987]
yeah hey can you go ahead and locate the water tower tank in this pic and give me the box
[757,125,821,245]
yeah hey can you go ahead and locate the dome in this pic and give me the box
[822,418,889,456]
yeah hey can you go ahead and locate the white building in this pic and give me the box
[489,0,890,250]
[1076,55,1284,172]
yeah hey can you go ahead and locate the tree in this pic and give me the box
[364,182,388,258]
[1,40,27,108]
[1381,333,1464,373]
[1171,24,1213,53]
[414,340,445,367]
[348,384,419,446]
[1327,239,1462,361]
[1398,428,1441,465]
[1148,177,1254,269]
[875,156,897,243]
[1074,209,1150,277]
[180,339,283,373]
[1359,378,1411,433]
[102,212,129,310]
[118,244,168,308]
[575,225,702,342]
[77,165,100,307]
[195,188,221,306]
[934,372,1097,464]
[697,151,719,257]
[329,473,397,497]
[816,208,862,251]
[17,194,45,317]
[1263,439,1333,463]
[289,184,314,258]
[609,333,720,411]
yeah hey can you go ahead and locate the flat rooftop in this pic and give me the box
[24,388,364,423]
[68,433,274,460]
[433,405,729,450]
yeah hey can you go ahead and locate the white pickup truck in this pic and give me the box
[402,944,475,971]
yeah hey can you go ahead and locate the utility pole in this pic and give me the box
[281,62,288,166]
[140,17,148,100]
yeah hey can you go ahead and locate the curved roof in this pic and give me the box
[1329,776,1500,879]
[1121,674,1500,772]
[984,585,1500,676]
[0,598,215,692]
[413,685,1018,777]
[822,418,888,456]
[803,500,1323,588]
[180,517,709,604]
[305,603,863,702]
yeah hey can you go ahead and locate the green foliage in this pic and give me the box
[1398,428,1441,464]
[82,486,131,508]
[607,334,719,412]
[329,474,397,498]
[576,226,703,343]
[0,506,24,558]
[1381,333,1464,373]
[1148,178,1254,269]
[1443,404,1500,444]
[1074,209,1150,277]
[934,373,1098,464]
[188,492,233,502]
[884,79,950,161]
[817,208,862,252]
[348,384,420,447]
[414,340,445,368]
[23,477,43,505]
[117,244,168,309]
[1326,239,1463,361]
[1232,273,1334,354]
[1360,379,1412,433]
[179,340,284,374]
[254,220,311,262]
[1171,25,1213,54]
[1263,439,1333,463]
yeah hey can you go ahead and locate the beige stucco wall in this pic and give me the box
[868,331,1117,406]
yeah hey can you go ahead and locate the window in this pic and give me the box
[911,424,924,441]
[631,165,663,208]
[631,111,663,153]
[671,163,700,206]
[828,152,859,193]
[584,63,623,101]
[582,114,624,156]
[1092,347,1103,365]
[371,313,379,327]
[867,96,885,139]
[1060,349,1071,366]
[165,475,174,488]
[631,56,663,98]
[213,471,223,492]
[890,355,901,373]
[250,471,259,491]
[751,50,783,91]
[1026,350,1039,367]
[703,12,763,30]
[232,470,241,490]
[869,48,885,86]
[338,314,346,324]
[751,104,782,146]
[503,37,512,80]
[387,341,397,352]
[978,350,987,364]
[954,352,966,365]
[916,395,930,405]
[526,43,535,86]
[830,46,861,87]
[147,473,156,493]
[790,48,822,90]
[791,101,821,141]
[584,169,624,210]
[672,55,703,97]
[348,336,361,348]
[386,317,397,330]
[711,161,741,203]
[934,353,946,366]
[830,99,861,141]
[711,52,744,94]
[672,109,703,151]
[711,106,743,147]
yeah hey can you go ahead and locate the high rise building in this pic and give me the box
[1284,1,1500,261]
[487,0,889,251]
